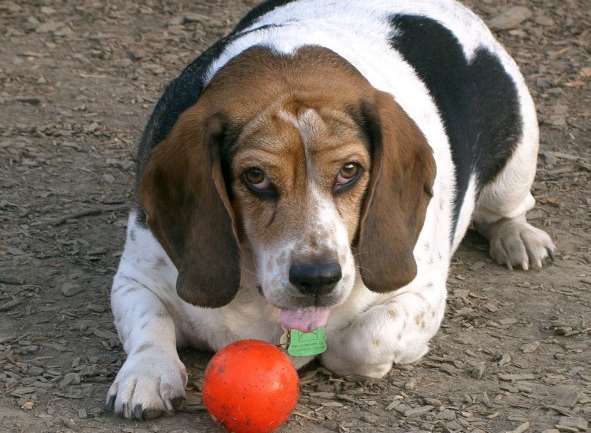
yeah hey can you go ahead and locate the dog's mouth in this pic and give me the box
[256,286,339,332]
[279,307,330,332]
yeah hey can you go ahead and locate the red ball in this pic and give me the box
[202,339,299,433]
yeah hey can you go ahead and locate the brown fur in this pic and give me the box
[140,114,240,307]
[139,46,435,307]
[356,91,436,291]
[231,103,371,258]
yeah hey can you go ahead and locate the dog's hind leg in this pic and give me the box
[473,89,555,270]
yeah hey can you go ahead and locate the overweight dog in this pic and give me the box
[107,0,555,419]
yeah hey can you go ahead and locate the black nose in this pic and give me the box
[289,261,342,296]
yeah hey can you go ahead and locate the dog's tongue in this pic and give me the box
[279,307,330,332]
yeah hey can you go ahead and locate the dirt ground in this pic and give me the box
[1,0,590,432]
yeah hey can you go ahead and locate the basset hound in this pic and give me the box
[107,0,556,419]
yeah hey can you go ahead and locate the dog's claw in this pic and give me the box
[132,404,144,420]
[105,394,116,412]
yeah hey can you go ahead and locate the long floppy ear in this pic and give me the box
[139,108,241,307]
[356,91,436,292]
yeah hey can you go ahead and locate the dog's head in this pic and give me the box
[139,47,435,317]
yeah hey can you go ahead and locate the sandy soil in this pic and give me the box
[1,0,589,432]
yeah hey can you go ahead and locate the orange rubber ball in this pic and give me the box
[202,339,300,433]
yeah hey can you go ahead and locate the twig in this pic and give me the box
[0,298,22,312]
[563,327,591,337]
[32,204,129,226]
[0,335,17,344]
[506,421,530,433]
[292,411,323,422]
[0,277,25,285]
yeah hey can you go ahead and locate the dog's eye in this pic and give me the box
[334,162,363,193]
[244,168,267,187]
[242,167,276,198]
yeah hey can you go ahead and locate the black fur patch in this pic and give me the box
[135,207,148,227]
[389,15,522,237]
[234,0,299,32]
[136,37,230,181]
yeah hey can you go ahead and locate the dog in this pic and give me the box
[107,0,556,420]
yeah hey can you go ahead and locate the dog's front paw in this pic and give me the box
[321,303,437,379]
[106,348,187,420]
[488,219,556,270]
[322,349,392,379]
